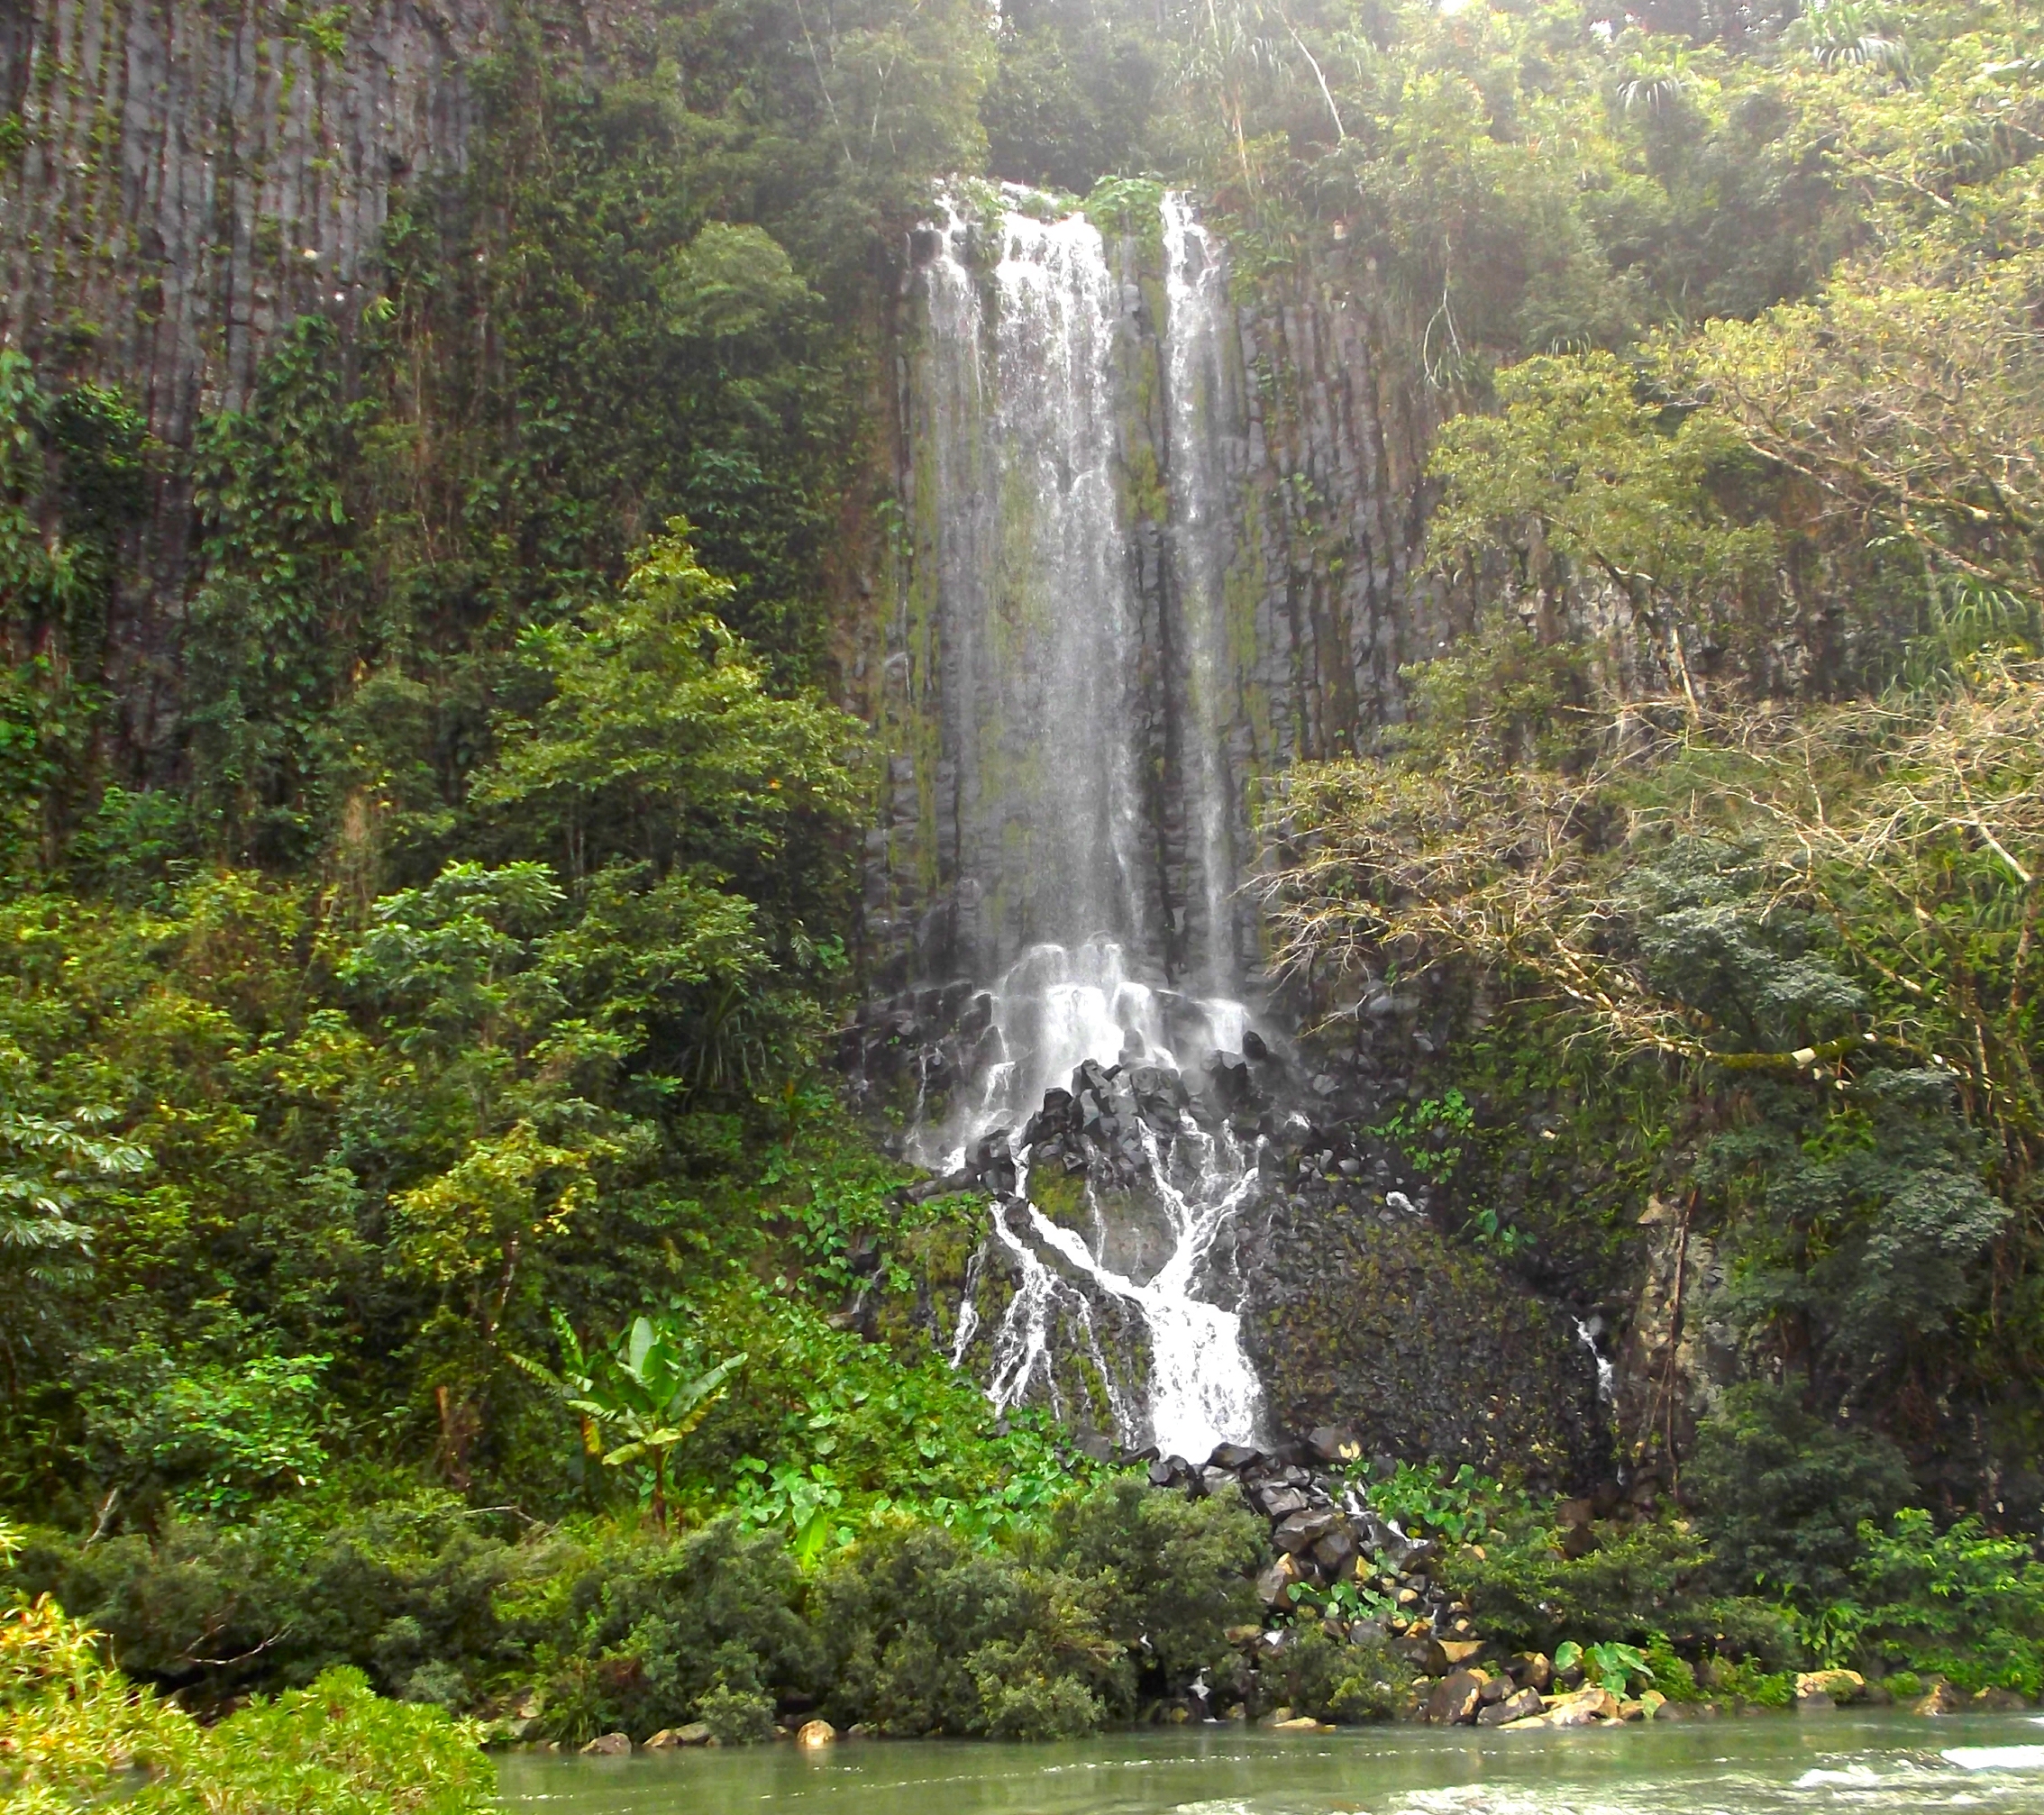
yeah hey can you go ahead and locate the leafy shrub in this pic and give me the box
[1688,1382,1913,1602]
[1032,1475,1266,1688]
[1446,1516,1711,1651]
[2,1527,490,1815]
[1644,1634,1702,1701]
[810,1521,1117,1737]
[14,1492,537,1708]
[1850,1509,2044,1695]
[542,1517,820,1743]
[1280,1624,1413,1723]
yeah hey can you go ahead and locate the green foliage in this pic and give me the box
[1688,1382,1914,1602]
[1370,1088,1474,1186]
[514,1310,743,1527]
[1277,1622,1413,1723]
[1363,1460,1521,1545]
[1849,1508,2044,1694]
[0,1519,492,1814]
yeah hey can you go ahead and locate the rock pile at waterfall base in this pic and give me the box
[1136,1432,1667,1728]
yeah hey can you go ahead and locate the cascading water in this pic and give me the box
[1162,193,1246,997]
[903,189,1266,1462]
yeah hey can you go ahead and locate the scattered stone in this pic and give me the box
[580,1732,632,1756]
[1439,1640,1484,1666]
[1477,1687,1544,1727]
[1272,1715,1330,1733]
[1424,1670,1487,1726]
[643,1728,683,1749]
[1209,1442,1263,1472]
[1638,1692,1667,1719]
[796,1719,837,1747]
[846,1723,873,1739]
[1973,1687,2029,1712]
[1507,1653,1553,1692]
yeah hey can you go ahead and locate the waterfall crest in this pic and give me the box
[900,188,1265,1461]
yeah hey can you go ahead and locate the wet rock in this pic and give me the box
[1305,1425,1360,1464]
[1395,1635,1449,1676]
[796,1719,837,1747]
[1310,1528,1358,1576]
[1424,1670,1486,1725]
[1209,1442,1263,1472]
[1546,1685,1620,1726]
[1795,1669,1865,1710]
[1255,1557,1299,1607]
[580,1732,632,1756]
[1477,1687,1544,1726]
[1916,1682,1966,1715]
[1254,1483,1309,1519]
[1273,1508,1339,1553]
[1974,1687,2030,1711]
[1507,1653,1553,1692]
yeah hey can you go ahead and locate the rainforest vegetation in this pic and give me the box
[3,0,2043,1791]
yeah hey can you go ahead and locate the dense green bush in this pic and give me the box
[1688,1382,1914,1602]
[541,1519,821,1744]
[2,1523,492,1815]
[1277,1625,1414,1724]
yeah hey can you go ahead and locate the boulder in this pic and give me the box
[1310,1528,1359,1576]
[1255,1556,1299,1607]
[1395,1635,1450,1676]
[1424,1670,1487,1726]
[1439,1640,1484,1667]
[1546,1685,1620,1726]
[1305,1426,1360,1464]
[1272,1715,1330,1732]
[643,1728,682,1749]
[796,1719,837,1747]
[1973,1687,2030,1711]
[1209,1442,1263,1472]
[1794,1669,1866,1707]
[1254,1484,1309,1520]
[1508,1653,1554,1692]
[580,1732,632,1756]
[1477,1687,1544,1727]
[1273,1509,1339,1553]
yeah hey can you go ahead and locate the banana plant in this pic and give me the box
[515,1309,743,1528]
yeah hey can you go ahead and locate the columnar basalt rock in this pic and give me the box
[0,0,495,761]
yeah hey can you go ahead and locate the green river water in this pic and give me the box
[498,1710,2044,1814]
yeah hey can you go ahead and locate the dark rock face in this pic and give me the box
[1240,1192,1608,1491]
[0,0,495,762]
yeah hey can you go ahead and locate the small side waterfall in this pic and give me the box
[899,190,1267,1460]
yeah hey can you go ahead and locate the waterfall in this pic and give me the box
[903,188,1264,1461]
[1162,193,1245,997]
[908,198,1154,980]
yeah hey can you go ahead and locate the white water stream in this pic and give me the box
[908,191,1264,1462]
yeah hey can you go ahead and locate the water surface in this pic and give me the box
[499,1710,2044,1814]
